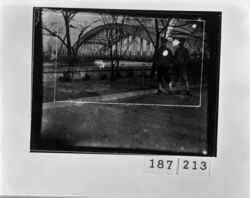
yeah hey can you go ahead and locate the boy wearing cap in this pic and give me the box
[173,38,191,95]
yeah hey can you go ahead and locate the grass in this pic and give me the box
[43,73,204,103]
[43,77,158,102]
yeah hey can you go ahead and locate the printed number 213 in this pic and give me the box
[183,160,207,170]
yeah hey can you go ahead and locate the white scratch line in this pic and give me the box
[56,100,201,108]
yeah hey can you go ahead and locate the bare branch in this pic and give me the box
[58,35,67,53]
[119,33,136,59]
[155,19,159,35]
[42,25,67,48]
[73,20,99,53]
[68,12,77,22]
[134,17,155,47]
[159,19,170,34]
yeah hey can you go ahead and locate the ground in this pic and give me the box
[43,73,203,102]
[43,77,158,102]
[40,85,207,155]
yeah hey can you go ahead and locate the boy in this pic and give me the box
[155,39,174,94]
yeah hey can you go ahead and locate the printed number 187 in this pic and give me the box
[149,159,173,169]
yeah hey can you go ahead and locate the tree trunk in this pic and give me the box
[150,59,156,78]
[115,61,121,78]
[155,19,160,50]
[111,61,115,81]
[64,12,73,68]
[62,11,73,81]
[150,19,160,77]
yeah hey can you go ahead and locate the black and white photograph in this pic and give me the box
[31,7,221,156]
[2,0,250,197]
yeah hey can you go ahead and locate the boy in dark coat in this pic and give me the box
[154,39,174,94]
[173,38,191,95]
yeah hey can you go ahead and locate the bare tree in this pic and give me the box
[100,14,138,81]
[42,10,75,67]
[42,9,98,79]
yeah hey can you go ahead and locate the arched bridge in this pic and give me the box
[73,23,157,59]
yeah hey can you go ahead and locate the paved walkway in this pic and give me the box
[43,83,205,109]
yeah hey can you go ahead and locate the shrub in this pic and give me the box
[83,73,91,81]
[116,71,123,79]
[59,71,72,82]
[126,70,134,78]
[101,73,108,80]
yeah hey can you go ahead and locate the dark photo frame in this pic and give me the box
[31,7,221,156]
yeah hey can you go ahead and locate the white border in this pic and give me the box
[49,18,206,108]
